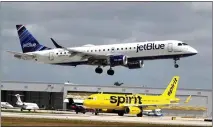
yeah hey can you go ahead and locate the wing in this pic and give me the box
[50,38,110,60]
[63,47,108,59]
[7,51,36,60]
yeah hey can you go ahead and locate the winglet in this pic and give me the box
[50,38,63,48]
[184,95,192,103]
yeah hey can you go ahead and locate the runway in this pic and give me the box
[1,111,212,127]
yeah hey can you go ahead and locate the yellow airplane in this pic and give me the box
[98,95,191,115]
[83,76,184,117]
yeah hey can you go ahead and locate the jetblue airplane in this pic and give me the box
[7,25,198,75]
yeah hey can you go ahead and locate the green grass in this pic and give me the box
[2,117,208,127]
[1,109,71,114]
[1,110,48,114]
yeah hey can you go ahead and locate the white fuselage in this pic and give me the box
[1,102,14,109]
[16,102,39,110]
[15,96,39,110]
[24,40,197,65]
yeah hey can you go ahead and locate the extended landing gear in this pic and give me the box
[94,109,100,115]
[174,58,180,68]
[118,111,124,116]
[137,107,143,117]
[95,66,103,74]
[174,64,179,68]
[107,68,114,76]
[95,66,115,76]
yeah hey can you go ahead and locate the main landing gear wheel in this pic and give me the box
[118,112,124,116]
[137,107,143,117]
[174,64,179,68]
[107,68,114,76]
[95,67,103,74]
[137,113,143,117]
[94,109,99,115]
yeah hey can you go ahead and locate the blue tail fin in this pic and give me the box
[16,25,51,53]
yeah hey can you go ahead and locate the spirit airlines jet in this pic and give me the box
[83,76,182,117]
[8,25,198,75]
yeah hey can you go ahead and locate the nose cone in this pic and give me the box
[8,105,14,108]
[190,47,198,55]
[83,100,88,106]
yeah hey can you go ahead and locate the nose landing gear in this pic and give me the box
[174,58,180,68]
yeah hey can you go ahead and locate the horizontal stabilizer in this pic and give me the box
[6,51,36,60]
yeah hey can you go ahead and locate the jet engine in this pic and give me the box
[109,55,128,66]
[125,106,141,115]
[127,60,144,69]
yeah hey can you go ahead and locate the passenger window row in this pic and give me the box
[56,52,69,55]
[55,46,136,55]
[87,47,136,52]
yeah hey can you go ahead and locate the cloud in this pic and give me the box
[0,2,212,89]
[190,2,212,12]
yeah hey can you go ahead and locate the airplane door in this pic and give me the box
[49,52,54,61]
[168,43,173,52]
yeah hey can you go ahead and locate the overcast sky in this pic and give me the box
[0,2,212,89]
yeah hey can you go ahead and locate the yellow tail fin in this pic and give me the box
[184,95,192,103]
[161,76,180,98]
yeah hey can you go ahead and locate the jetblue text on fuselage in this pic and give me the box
[136,43,165,53]
[23,42,37,48]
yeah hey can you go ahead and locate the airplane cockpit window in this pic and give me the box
[178,43,182,46]
[182,43,188,45]
[87,97,93,100]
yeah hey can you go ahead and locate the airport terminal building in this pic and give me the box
[1,81,212,118]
